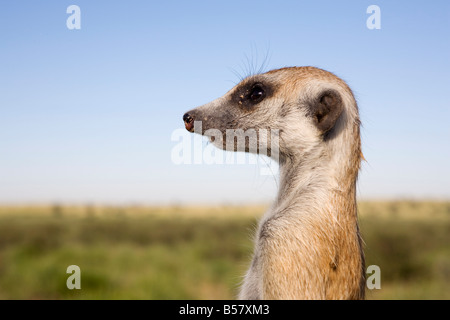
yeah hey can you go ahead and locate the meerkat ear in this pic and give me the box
[309,89,344,134]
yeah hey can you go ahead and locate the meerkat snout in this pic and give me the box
[183,112,194,132]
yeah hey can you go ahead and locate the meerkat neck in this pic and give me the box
[275,153,354,209]
[268,149,365,299]
[275,121,361,215]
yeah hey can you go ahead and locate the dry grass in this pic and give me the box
[0,201,448,299]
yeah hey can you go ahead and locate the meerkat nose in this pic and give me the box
[183,113,194,132]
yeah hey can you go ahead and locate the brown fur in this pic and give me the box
[183,66,366,300]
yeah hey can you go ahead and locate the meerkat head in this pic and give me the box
[183,66,360,164]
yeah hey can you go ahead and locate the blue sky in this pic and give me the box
[0,1,449,205]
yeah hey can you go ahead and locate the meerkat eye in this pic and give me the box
[248,84,265,103]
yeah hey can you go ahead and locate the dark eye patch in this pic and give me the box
[232,80,274,110]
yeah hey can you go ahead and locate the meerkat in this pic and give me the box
[182,66,365,300]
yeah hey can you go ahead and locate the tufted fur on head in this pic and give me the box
[183,66,365,300]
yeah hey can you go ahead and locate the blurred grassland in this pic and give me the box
[0,201,449,300]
